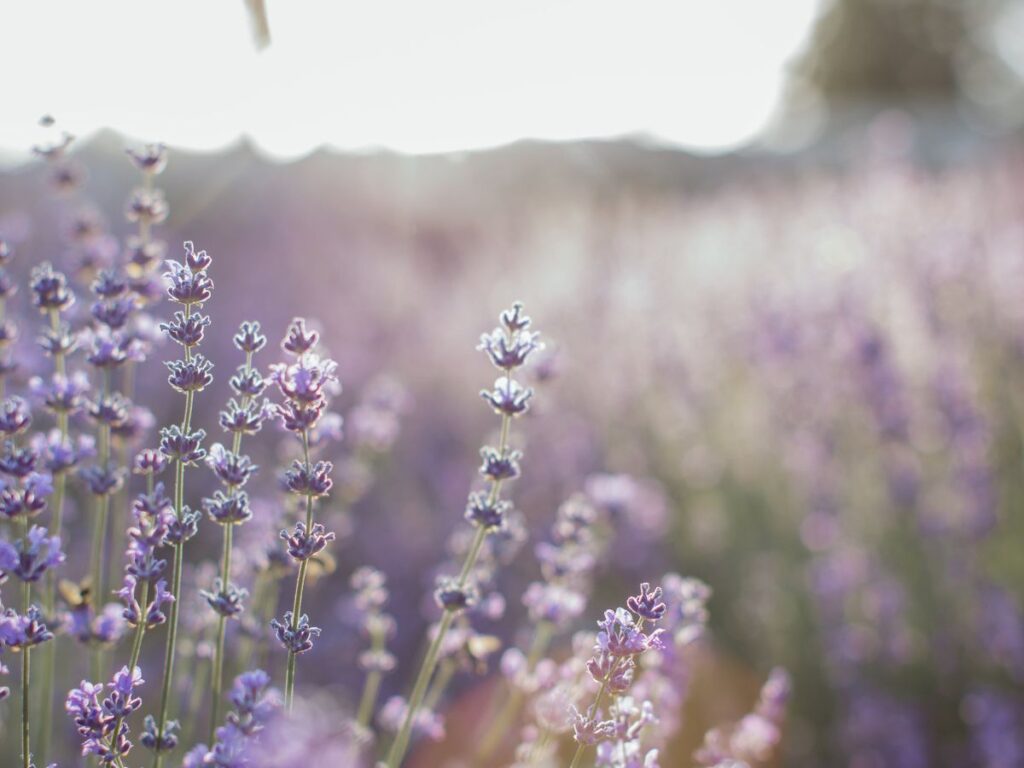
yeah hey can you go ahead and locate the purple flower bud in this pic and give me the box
[281,318,319,356]
[464,491,510,532]
[203,490,252,525]
[627,582,667,622]
[234,321,267,354]
[271,612,321,655]
[481,376,532,417]
[133,448,168,475]
[201,579,248,618]
[160,310,210,348]
[0,525,65,582]
[219,398,272,435]
[159,425,206,465]
[163,258,213,306]
[183,240,212,272]
[434,577,478,613]
[282,459,332,497]
[165,354,214,393]
[207,444,258,487]
[479,446,522,481]
[0,397,32,435]
[279,521,335,561]
[126,143,168,175]
[29,262,75,312]
[125,187,168,224]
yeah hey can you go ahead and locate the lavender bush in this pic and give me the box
[5,118,1024,767]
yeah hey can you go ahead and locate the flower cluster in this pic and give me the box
[65,665,144,763]
[270,319,339,704]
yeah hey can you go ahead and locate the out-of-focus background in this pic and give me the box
[3,1,1024,766]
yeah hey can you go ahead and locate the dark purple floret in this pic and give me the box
[500,301,532,333]
[164,258,213,306]
[478,446,521,481]
[0,441,39,478]
[478,326,543,370]
[0,473,54,519]
[33,371,89,414]
[141,715,179,752]
[87,393,130,427]
[0,397,32,435]
[92,268,128,298]
[201,579,248,618]
[39,323,79,357]
[0,605,54,648]
[160,310,210,348]
[282,459,333,497]
[207,444,258,487]
[0,525,65,582]
[275,400,325,433]
[92,296,137,330]
[203,489,253,525]
[34,430,95,474]
[165,508,201,545]
[80,465,126,497]
[626,582,667,621]
[229,367,269,398]
[270,611,321,654]
[125,187,168,224]
[29,262,75,312]
[271,355,337,404]
[126,143,168,175]
[219,398,271,435]
[86,330,129,368]
[234,321,268,354]
[464,491,510,532]
[433,577,478,613]
[166,354,214,393]
[279,521,335,561]
[133,448,168,475]
[183,240,212,272]
[281,317,319,356]
[481,376,533,417]
[159,425,207,465]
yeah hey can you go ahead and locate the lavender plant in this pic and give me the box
[383,302,542,768]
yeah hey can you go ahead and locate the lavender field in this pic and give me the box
[0,116,1023,768]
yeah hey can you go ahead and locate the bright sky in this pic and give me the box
[1,0,821,159]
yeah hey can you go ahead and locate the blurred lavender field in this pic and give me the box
[1,119,1024,768]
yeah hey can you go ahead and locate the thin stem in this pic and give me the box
[90,368,112,680]
[209,521,233,743]
[152,374,193,768]
[283,428,313,711]
[38,308,67,765]
[386,402,512,768]
[209,350,252,737]
[22,566,31,768]
[423,657,455,712]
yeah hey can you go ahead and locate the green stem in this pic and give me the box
[209,522,233,742]
[152,374,192,768]
[355,625,386,730]
[283,429,313,711]
[38,307,67,765]
[209,351,252,737]
[22,571,31,768]
[90,369,112,680]
[386,401,512,768]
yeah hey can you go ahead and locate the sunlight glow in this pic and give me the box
[0,0,820,159]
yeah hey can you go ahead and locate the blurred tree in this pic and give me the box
[792,0,1024,128]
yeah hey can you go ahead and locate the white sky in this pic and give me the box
[0,0,821,159]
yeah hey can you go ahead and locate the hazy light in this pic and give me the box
[0,0,819,159]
